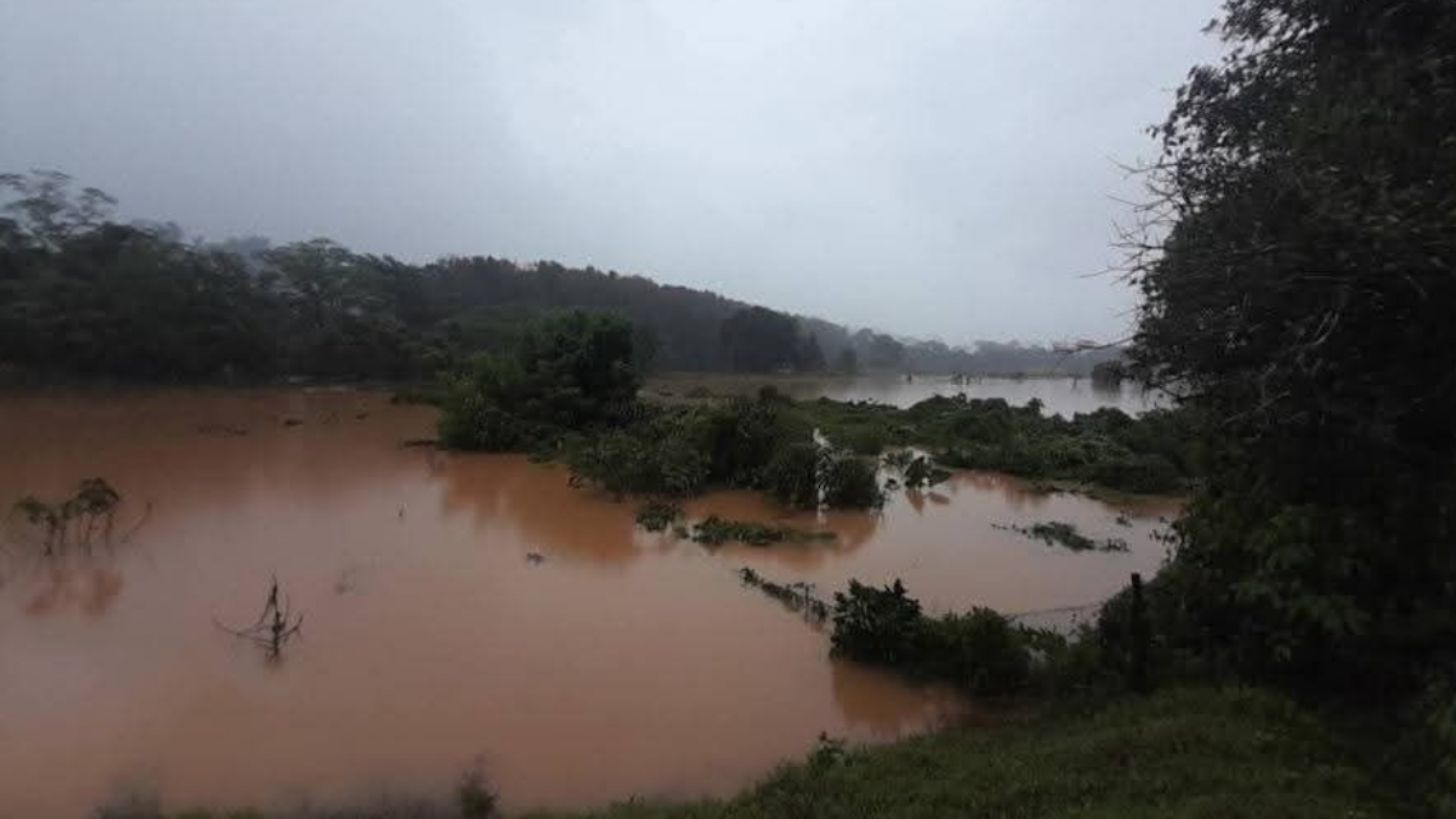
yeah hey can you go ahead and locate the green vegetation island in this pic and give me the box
[7,0,1456,816]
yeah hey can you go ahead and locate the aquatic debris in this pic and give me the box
[1115,514,1132,527]
[995,521,1129,553]
[283,417,303,427]
[691,515,836,547]
[738,567,830,624]
[214,575,304,662]
[402,438,439,448]
[11,478,122,556]
[635,500,682,533]
[333,567,359,595]
[525,551,546,564]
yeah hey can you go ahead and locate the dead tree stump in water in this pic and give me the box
[215,575,304,663]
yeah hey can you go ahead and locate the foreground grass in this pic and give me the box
[524,687,1402,819]
[99,688,1405,818]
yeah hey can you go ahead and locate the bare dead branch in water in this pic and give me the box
[214,574,304,662]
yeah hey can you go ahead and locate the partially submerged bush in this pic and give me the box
[635,500,682,532]
[699,397,808,487]
[738,567,830,623]
[690,515,834,547]
[762,442,821,508]
[830,580,925,668]
[829,578,1109,696]
[820,454,884,509]
[568,411,709,497]
[919,608,1031,695]
[438,311,640,451]
[999,521,1129,553]
[12,478,123,555]
[801,394,1198,495]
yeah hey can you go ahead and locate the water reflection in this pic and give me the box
[439,456,644,567]
[828,660,962,736]
[22,563,125,617]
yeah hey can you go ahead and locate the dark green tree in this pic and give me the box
[796,332,827,372]
[1129,0,1456,691]
[439,311,640,450]
[720,306,801,372]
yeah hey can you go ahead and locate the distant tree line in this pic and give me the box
[0,171,1121,383]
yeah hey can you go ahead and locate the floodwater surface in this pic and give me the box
[0,390,1179,817]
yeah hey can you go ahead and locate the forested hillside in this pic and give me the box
[0,172,1119,383]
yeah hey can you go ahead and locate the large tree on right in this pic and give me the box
[1130,0,1456,692]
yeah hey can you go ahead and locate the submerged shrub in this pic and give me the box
[701,397,803,487]
[999,521,1129,553]
[12,477,123,555]
[568,416,709,497]
[438,384,530,451]
[830,579,924,667]
[820,454,884,509]
[830,578,1042,696]
[738,567,831,623]
[762,442,821,508]
[690,515,834,547]
[920,608,1031,695]
[635,500,682,532]
[438,311,640,451]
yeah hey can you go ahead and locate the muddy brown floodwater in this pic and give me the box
[0,389,1181,817]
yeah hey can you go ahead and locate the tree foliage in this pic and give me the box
[439,311,640,451]
[1129,0,1456,691]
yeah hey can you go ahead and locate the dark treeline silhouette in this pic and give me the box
[0,171,1119,384]
[1121,0,1456,705]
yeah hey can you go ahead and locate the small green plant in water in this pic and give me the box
[12,477,122,555]
[738,567,830,623]
[830,578,1038,695]
[635,500,682,533]
[691,516,835,547]
[997,521,1129,553]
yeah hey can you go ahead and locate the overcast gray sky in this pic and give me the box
[1,1,1223,345]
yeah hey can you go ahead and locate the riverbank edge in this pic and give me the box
[113,687,1407,818]
[518,686,1407,819]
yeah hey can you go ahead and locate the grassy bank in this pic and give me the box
[523,687,1402,819]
